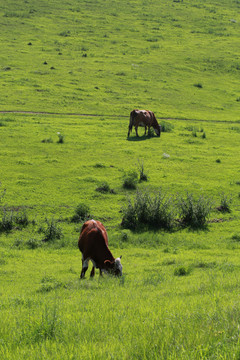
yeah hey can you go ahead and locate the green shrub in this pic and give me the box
[123,170,138,189]
[121,199,138,230]
[177,192,212,228]
[146,191,175,230]
[15,208,29,227]
[232,234,240,242]
[138,160,148,182]
[160,121,174,133]
[0,209,14,232]
[174,266,191,276]
[217,193,232,213]
[121,190,175,231]
[71,203,91,223]
[94,163,106,168]
[96,182,111,193]
[13,238,24,248]
[42,218,63,242]
[26,238,41,249]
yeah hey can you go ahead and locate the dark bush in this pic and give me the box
[217,193,232,213]
[177,192,212,228]
[15,209,29,227]
[71,203,91,223]
[160,121,174,133]
[0,210,14,232]
[174,266,191,276]
[121,199,138,230]
[42,218,63,242]
[26,238,41,249]
[232,234,240,242]
[138,160,148,182]
[123,170,138,189]
[121,190,175,231]
[96,182,111,193]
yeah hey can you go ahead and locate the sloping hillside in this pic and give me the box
[0,0,239,120]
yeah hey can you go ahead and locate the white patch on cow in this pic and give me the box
[82,258,89,269]
[115,257,123,275]
[154,128,159,135]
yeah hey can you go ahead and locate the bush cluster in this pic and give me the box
[122,190,213,231]
[121,190,175,231]
[0,208,29,233]
[41,218,63,242]
[122,170,138,190]
[177,192,212,228]
[71,203,91,223]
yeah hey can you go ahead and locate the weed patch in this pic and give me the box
[174,265,192,276]
[41,218,63,242]
[122,170,138,190]
[177,192,212,229]
[217,193,232,213]
[71,203,91,223]
[121,190,175,231]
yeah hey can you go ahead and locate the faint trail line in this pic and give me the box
[0,110,239,124]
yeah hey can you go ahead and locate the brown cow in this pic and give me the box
[128,109,161,137]
[78,219,122,278]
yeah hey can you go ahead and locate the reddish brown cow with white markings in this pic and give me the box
[78,219,122,278]
[128,109,161,137]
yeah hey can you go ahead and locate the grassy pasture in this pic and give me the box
[0,0,240,120]
[1,0,240,358]
[1,112,240,359]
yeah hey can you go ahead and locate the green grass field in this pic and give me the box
[1,0,240,358]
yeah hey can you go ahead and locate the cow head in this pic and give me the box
[104,256,122,276]
[154,124,161,137]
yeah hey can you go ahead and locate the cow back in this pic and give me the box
[78,220,114,267]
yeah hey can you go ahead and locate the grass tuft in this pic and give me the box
[177,192,212,228]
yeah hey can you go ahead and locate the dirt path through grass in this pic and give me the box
[0,110,239,124]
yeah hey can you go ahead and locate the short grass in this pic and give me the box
[2,232,240,359]
[0,0,240,120]
[1,0,240,358]
[1,111,240,359]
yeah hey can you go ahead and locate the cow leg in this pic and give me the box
[135,126,139,137]
[99,269,103,276]
[90,266,95,277]
[80,258,88,279]
[144,126,147,135]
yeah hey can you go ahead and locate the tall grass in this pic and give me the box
[121,189,175,230]
[122,190,213,231]
[177,192,212,228]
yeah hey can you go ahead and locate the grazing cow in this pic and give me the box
[78,219,122,278]
[128,109,161,137]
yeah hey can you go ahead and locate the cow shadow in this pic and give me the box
[126,135,154,142]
